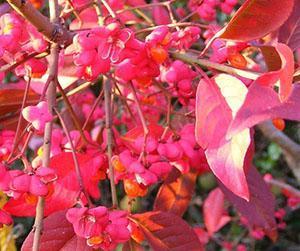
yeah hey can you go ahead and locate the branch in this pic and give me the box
[32,0,60,249]
[104,78,118,208]
[258,121,300,182]
[265,177,300,198]
[171,51,261,80]
[54,107,93,206]
[6,0,73,46]
[129,82,149,164]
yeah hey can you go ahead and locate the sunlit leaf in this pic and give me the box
[131,211,202,251]
[154,169,197,216]
[219,0,294,41]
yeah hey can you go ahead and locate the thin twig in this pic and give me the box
[117,0,176,14]
[165,1,179,31]
[7,76,31,161]
[100,0,116,18]
[82,90,104,131]
[160,96,172,141]
[171,51,261,80]
[93,0,104,26]
[113,82,137,124]
[56,80,90,146]
[129,82,149,164]
[265,177,300,198]
[135,22,207,34]
[104,78,118,208]
[0,51,47,73]
[54,107,93,206]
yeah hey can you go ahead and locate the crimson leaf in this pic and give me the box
[131,211,202,251]
[22,210,92,251]
[219,0,294,41]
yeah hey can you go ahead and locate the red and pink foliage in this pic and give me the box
[0,0,299,250]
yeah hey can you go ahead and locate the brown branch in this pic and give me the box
[6,0,73,46]
[32,0,60,249]
[171,51,261,80]
[258,121,300,182]
[56,80,90,146]
[104,78,118,208]
[265,177,300,198]
[129,82,149,164]
[7,76,31,161]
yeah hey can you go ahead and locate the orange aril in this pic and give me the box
[124,179,147,198]
[272,118,285,131]
[25,193,38,205]
[29,0,44,8]
[150,46,168,64]
[87,236,104,246]
[228,53,247,69]
[136,76,152,87]
[161,32,171,46]
[142,96,156,105]
[111,156,126,173]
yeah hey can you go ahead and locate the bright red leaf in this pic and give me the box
[153,169,197,216]
[219,0,294,41]
[4,152,105,217]
[21,210,93,251]
[0,89,39,117]
[50,152,105,199]
[131,211,203,251]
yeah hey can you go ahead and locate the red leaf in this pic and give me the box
[260,43,294,101]
[196,74,252,200]
[203,188,231,236]
[4,182,79,217]
[218,166,277,240]
[278,0,300,51]
[0,89,39,117]
[50,152,103,199]
[4,152,104,217]
[195,78,232,150]
[228,84,300,137]
[219,0,294,41]
[153,169,197,216]
[260,46,282,72]
[21,210,92,251]
[131,211,202,251]
[205,131,251,201]
[121,124,165,153]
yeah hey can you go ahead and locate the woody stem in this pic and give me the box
[104,78,118,208]
[32,0,60,250]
